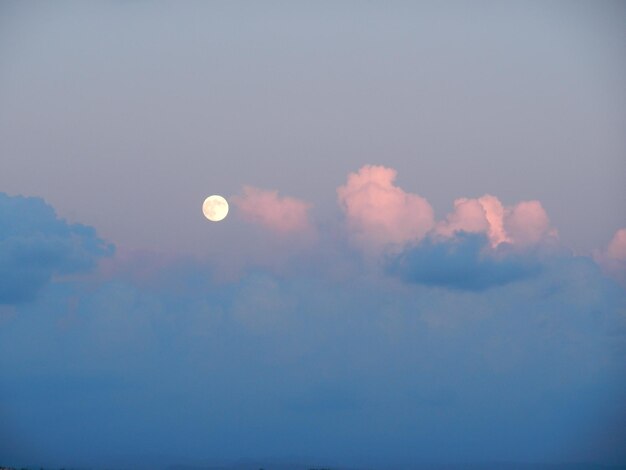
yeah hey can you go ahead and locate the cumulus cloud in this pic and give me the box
[0,193,113,304]
[338,166,557,256]
[333,165,559,289]
[595,227,626,286]
[232,186,312,235]
[337,165,434,252]
[387,232,540,290]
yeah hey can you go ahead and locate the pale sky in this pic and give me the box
[1,1,625,256]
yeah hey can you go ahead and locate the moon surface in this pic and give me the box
[202,195,229,222]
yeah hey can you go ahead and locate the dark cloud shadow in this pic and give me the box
[386,233,541,291]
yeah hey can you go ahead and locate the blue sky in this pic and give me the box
[1,2,625,469]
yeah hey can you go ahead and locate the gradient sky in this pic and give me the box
[1,2,626,469]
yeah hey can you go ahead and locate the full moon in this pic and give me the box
[202,195,229,222]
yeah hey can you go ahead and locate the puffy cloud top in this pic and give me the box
[0,193,113,304]
[337,165,434,252]
[232,186,312,235]
[505,200,556,246]
[336,165,557,258]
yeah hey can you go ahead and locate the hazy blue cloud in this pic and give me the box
[1,200,625,468]
[0,192,113,304]
[1,189,626,469]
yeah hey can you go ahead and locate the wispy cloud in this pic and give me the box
[231,186,313,235]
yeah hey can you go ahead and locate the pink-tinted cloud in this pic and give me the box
[232,186,312,235]
[337,165,434,251]
[595,228,626,286]
[437,194,556,248]
[338,165,557,253]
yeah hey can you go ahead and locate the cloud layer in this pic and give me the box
[1,175,625,468]
[2,223,624,467]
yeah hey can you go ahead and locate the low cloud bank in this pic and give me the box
[0,188,625,467]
